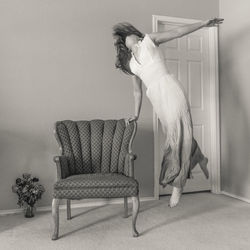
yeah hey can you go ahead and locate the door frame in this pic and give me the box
[152,15,221,199]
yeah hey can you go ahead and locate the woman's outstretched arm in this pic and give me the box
[126,75,143,124]
[148,18,223,45]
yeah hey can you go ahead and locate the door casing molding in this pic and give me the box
[152,15,221,199]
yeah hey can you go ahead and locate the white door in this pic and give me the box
[152,16,219,196]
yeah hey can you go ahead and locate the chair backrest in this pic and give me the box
[54,119,136,176]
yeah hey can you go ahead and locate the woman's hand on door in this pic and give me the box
[205,18,224,27]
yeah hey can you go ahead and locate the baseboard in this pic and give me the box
[0,196,156,216]
[221,191,250,204]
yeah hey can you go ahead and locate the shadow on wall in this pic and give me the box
[133,125,154,198]
[219,25,250,197]
[0,129,55,210]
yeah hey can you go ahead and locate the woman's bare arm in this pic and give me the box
[126,75,143,124]
[148,18,223,45]
[132,75,142,119]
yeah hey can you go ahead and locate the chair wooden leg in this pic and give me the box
[67,199,71,220]
[131,195,140,237]
[52,198,60,240]
[123,197,128,218]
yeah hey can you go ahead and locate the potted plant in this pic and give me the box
[12,173,45,218]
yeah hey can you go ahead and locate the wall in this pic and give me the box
[219,0,250,200]
[0,0,218,210]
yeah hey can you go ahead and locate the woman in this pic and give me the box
[112,18,223,207]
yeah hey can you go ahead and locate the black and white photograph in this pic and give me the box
[0,0,249,249]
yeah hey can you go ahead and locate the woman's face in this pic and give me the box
[125,34,140,50]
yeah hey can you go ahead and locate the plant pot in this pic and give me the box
[24,205,34,218]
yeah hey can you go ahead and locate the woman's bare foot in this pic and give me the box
[199,157,209,179]
[169,187,183,208]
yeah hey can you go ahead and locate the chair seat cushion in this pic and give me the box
[53,173,139,199]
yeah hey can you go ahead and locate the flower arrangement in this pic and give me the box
[12,173,45,217]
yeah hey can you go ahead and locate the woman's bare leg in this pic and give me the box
[199,157,209,179]
[160,146,184,208]
[159,117,209,207]
[169,139,208,207]
[169,117,192,208]
[169,186,183,208]
[189,138,209,179]
[158,122,184,207]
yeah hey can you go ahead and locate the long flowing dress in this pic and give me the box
[129,33,206,188]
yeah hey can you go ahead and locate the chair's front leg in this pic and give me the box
[131,195,140,237]
[52,198,60,240]
[67,199,71,220]
[123,197,128,218]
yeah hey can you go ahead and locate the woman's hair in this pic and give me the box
[112,22,144,75]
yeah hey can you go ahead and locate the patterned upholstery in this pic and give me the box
[53,119,138,200]
[53,173,138,199]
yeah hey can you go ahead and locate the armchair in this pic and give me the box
[51,119,139,240]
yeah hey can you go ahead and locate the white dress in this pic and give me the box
[129,34,194,188]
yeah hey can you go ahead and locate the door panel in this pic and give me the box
[157,21,211,195]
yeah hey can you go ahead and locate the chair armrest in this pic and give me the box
[124,152,137,177]
[53,155,70,180]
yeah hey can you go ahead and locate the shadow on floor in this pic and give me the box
[71,205,108,219]
[139,193,228,235]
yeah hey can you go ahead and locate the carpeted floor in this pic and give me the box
[0,192,250,250]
